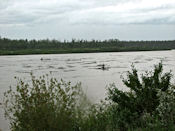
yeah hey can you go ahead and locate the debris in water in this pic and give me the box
[40,58,51,61]
[97,64,110,71]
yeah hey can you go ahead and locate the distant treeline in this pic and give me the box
[0,37,175,55]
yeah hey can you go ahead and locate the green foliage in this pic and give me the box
[3,74,89,131]
[79,101,111,131]
[108,63,175,130]
[156,85,175,127]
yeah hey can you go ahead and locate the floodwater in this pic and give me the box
[0,50,175,130]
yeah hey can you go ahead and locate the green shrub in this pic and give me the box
[107,63,175,130]
[156,85,175,127]
[79,101,110,131]
[3,74,89,131]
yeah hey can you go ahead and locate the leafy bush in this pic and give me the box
[107,63,175,130]
[3,74,89,131]
[156,85,175,127]
[79,101,110,131]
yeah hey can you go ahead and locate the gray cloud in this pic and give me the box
[0,0,175,27]
[0,0,91,26]
[0,0,174,40]
[69,0,175,25]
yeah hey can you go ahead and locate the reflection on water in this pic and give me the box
[0,50,175,130]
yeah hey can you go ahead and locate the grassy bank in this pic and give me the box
[0,47,172,55]
[0,37,175,55]
[3,63,175,130]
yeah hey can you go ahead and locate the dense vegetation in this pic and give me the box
[0,37,175,55]
[3,63,175,130]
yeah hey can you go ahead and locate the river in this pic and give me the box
[0,50,175,130]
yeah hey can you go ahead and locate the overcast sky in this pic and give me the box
[0,0,175,40]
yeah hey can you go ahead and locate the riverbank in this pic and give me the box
[0,48,172,55]
[0,37,174,55]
